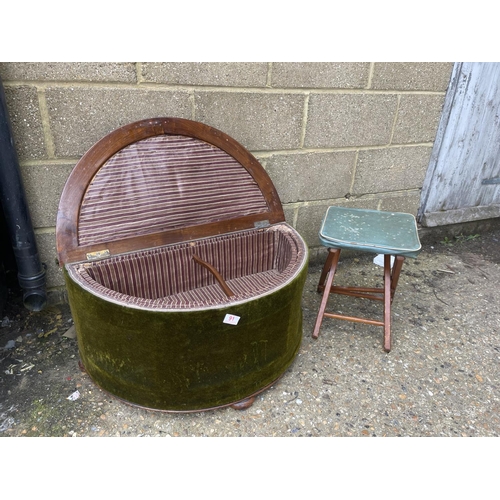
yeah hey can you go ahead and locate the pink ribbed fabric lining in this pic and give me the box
[67,225,305,310]
[78,135,269,246]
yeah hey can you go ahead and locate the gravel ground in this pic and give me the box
[1,227,499,440]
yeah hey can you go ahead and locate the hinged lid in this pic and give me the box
[56,118,285,265]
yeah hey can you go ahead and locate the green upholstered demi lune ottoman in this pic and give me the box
[56,118,308,412]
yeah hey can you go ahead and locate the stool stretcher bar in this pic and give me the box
[312,248,405,352]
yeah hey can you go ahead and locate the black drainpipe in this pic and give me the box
[0,78,46,311]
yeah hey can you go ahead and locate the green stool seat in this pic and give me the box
[313,206,421,352]
[319,206,421,258]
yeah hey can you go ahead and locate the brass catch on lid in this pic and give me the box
[86,249,111,261]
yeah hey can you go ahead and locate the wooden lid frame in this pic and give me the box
[56,117,285,266]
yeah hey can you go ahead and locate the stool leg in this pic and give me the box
[383,254,392,352]
[313,248,341,339]
[390,256,405,301]
[317,247,337,292]
[383,255,405,351]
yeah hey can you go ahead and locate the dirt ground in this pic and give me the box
[1,225,499,439]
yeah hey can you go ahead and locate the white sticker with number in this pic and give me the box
[223,314,240,325]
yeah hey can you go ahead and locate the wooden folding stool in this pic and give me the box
[312,206,421,352]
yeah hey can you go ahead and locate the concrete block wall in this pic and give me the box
[0,62,453,292]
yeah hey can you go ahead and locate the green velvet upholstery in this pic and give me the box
[64,260,308,412]
[56,119,310,412]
